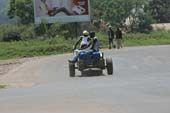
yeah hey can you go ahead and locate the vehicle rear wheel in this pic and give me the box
[106,58,113,75]
[69,62,75,77]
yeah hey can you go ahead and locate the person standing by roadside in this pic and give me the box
[116,27,123,49]
[107,26,115,49]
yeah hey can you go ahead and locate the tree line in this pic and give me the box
[91,0,170,32]
[1,0,169,41]
[8,0,170,24]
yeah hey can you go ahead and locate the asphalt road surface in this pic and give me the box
[0,45,170,113]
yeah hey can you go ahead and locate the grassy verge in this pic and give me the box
[0,37,75,59]
[123,30,170,46]
[0,30,170,60]
[97,30,170,48]
[0,85,7,89]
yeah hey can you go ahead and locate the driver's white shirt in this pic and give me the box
[80,36,89,47]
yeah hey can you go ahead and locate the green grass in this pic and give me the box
[0,37,75,59]
[96,30,170,47]
[0,85,7,89]
[123,30,170,46]
[0,30,170,60]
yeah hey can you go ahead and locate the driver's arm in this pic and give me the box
[73,37,82,50]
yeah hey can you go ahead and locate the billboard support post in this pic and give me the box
[75,22,78,39]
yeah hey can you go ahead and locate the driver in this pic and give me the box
[73,30,91,50]
[70,30,91,63]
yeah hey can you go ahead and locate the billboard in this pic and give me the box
[34,0,91,23]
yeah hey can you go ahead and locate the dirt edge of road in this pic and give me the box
[0,58,32,77]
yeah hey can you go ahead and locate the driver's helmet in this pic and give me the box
[83,30,89,36]
[109,25,112,28]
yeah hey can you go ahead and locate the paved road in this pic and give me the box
[0,45,170,113]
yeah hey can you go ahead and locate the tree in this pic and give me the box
[125,0,153,32]
[7,0,34,24]
[7,0,16,19]
[92,0,138,26]
[137,6,154,33]
[91,0,152,32]
[149,0,170,23]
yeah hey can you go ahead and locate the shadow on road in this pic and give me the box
[78,69,105,77]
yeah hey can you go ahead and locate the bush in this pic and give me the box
[20,31,34,40]
[0,24,21,42]
[3,32,21,42]
[0,24,34,42]
[34,21,76,39]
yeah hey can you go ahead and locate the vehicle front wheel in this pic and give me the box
[106,58,113,75]
[69,62,75,77]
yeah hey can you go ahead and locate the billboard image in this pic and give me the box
[34,0,91,23]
